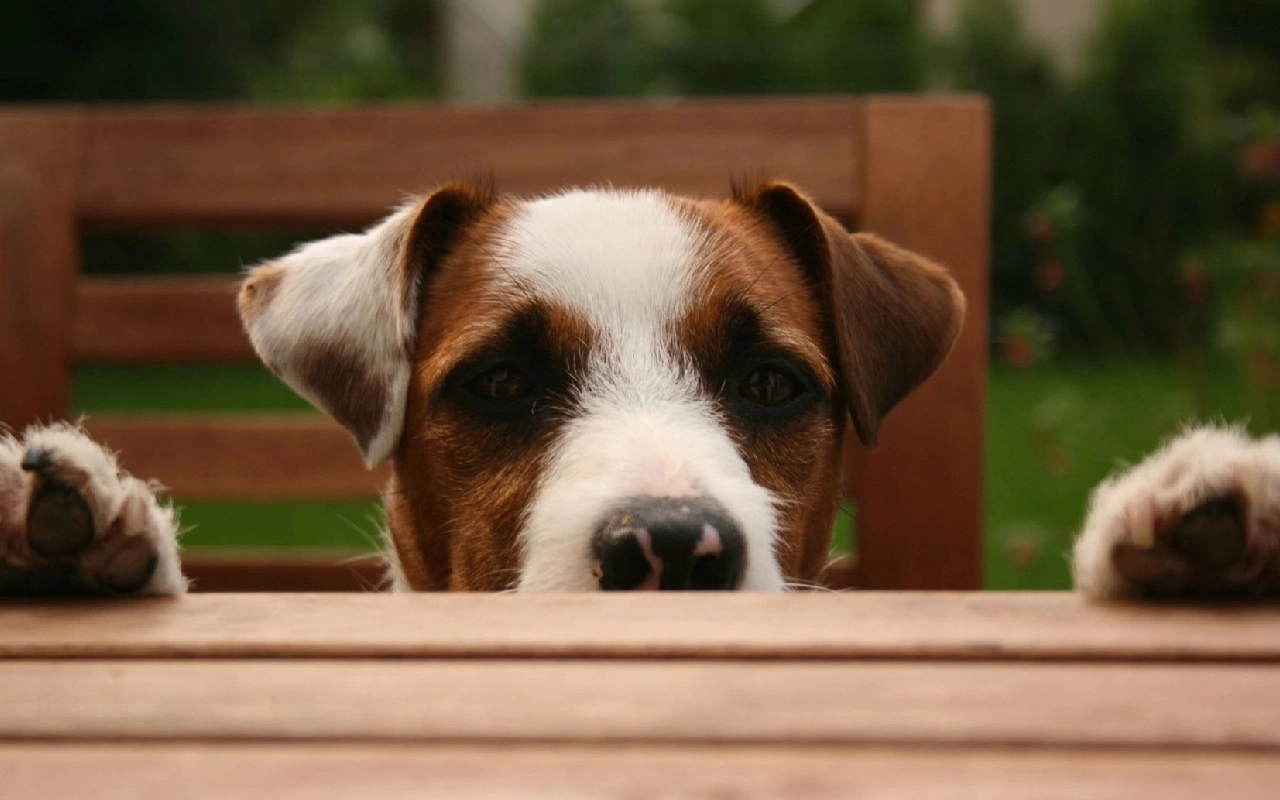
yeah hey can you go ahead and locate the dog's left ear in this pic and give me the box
[736,180,965,447]
[237,183,494,466]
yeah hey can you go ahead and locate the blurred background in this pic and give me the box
[5,0,1278,589]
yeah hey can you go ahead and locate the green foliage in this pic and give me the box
[946,0,1066,326]
[521,0,926,98]
[1198,0,1280,107]
[521,0,665,97]
[249,0,440,102]
[966,0,1270,358]
[782,0,926,93]
[0,0,439,103]
[1062,0,1229,352]
[661,0,785,95]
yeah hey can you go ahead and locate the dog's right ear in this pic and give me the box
[735,180,965,447]
[237,183,494,467]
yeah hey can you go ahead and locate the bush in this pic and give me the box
[946,0,1067,331]
[659,0,784,96]
[0,0,439,103]
[521,0,664,97]
[521,0,927,98]
[782,0,925,93]
[1059,0,1231,354]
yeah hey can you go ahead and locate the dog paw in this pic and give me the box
[0,423,186,597]
[1073,425,1280,600]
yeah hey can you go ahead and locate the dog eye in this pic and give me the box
[467,364,531,404]
[740,366,802,407]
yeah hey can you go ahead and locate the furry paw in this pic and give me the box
[1073,425,1280,600]
[0,423,186,597]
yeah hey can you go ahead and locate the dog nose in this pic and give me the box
[592,497,745,590]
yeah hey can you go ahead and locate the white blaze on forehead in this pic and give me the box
[497,189,706,363]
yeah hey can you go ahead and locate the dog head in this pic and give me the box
[238,181,964,591]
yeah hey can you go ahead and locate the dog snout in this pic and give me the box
[591,497,745,591]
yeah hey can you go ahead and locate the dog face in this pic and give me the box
[238,181,964,592]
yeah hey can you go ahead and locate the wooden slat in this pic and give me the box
[78,100,862,227]
[184,554,386,593]
[82,416,385,500]
[0,111,82,429]
[3,745,1278,800]
[72,277,251,363]
[851,96,991,590]
[3,659,1278,747]
[2,594,1278,662]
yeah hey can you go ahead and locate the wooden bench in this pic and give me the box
[0,97,990,591]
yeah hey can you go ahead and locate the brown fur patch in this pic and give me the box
[294,342,387,456]
[388,200,595,591]
[734,181,964,447]
[676,197,846,583]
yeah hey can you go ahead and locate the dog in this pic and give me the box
[1,180,1276,598]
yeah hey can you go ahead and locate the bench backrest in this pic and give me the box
[0,97,990,590]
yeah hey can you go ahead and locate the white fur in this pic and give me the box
[494,190,785,592]
[241,202,422,467]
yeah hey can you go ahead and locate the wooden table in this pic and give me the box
[2,592,1278,798]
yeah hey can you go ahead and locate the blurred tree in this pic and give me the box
[521,0,929,98]
[783,0,926,93]
[1061,0,1231,352]
[250,0,441,102]
[946,0,1066,330]
[0,0,297,101]
[660,0,784,95]
[1197,0,1280,108]
[521,0,663,97]
[0,0,440,103]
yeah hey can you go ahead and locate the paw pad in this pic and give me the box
[1,425,185,597]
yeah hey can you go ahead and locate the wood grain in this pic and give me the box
[72,277,251,363]
[3,659,1278,747]
[3,744,1278,800]
[2,593,1277,662]
[850,97,992,590]
[78,101,861,227]
[0,111,82,430]
[82,416,386,500]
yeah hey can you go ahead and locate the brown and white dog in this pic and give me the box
[1,181,1277,599]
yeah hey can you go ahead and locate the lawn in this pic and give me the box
[73,359,1271,589]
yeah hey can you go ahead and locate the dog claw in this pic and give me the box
[1172,495,1248,571]
[26,480,96,558]
[20,447,54,474]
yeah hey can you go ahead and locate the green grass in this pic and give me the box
[73,359,1277,587]
[75,364,313,412]
[986,358,1276,588]
[984,361,1198,589]
[175,501,383,550]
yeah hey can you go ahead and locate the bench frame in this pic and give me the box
[0,97,989,590]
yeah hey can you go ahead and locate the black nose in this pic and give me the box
[592,497,745,591]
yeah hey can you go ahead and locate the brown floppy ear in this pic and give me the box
[237,182,494,466]
[736,180,965,446]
